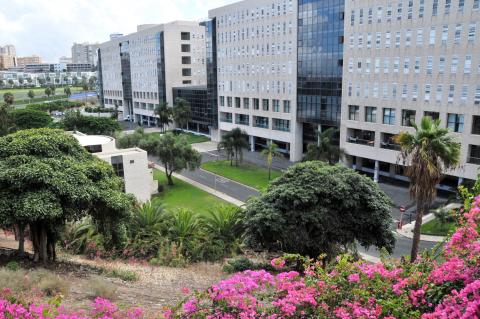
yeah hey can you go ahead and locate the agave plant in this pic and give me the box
[62,218,101,254]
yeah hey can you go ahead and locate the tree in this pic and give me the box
[64,86,71,97]
[54,78,60,85]
[0,128,133,262]
[304,127,342,164]
[38,78,46,86]
[11,109,53,130]
[0,105,15,136]
[395,117,460,262]
[143,132,201,185]
[244,161,395,261]
[50,86,56,96]
[18,78,24,85]
[172,98,191,130]
[154,102,173,133]
[45,76,51,83]
[26,78,32,84]
[218,128,249,166]
[27,90,35,101]
[0,80,4,88]
[88,76,97,90]
[261,142,281,180]
[7,79,14,87]
[44,87,52,97]
[3,92,14,106]
[59,110,121,135]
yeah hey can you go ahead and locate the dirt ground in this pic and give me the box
[0,233,224,314]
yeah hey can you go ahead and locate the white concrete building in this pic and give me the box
[72,42,100,66]
[209,0,302,161]
[72,132,157,203]
[341,0,480,187]
[98,21,207,126]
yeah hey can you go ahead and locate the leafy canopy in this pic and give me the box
[11,109,53,130]
[244,161,395,259]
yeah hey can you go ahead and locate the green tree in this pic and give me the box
[26,78,32,85]
[50,86,56,96]
[73,76,79,86]
[27,90,35,101]
[261,142,281,180]
[172,98,191,130]
[217,135,235,166]
[0,80,4,88]
[44,87,52,97]
[219,128,249,166]
[7,79,14,87]
[54,78,60,85]
[395,117,460,262]
[304,127,342,164]
[11,109,53,130]
[0,105,15,136]
[0,129,133,262]
[64,86,72,97]
[88,76,97,90]
[38,78,46,86]
[143,132,201,185]
[45,76,51,83]
[116,127,147,149]
[3,92,14,106]
[59,110,121,135]
[244,161,395,261]
[154,102,173,133]
[18,78,24,85]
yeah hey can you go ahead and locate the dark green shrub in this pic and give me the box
[5,261,19,271]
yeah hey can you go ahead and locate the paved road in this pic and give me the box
[152,148,442,259]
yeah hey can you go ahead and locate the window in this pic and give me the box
[402,84,408,98]
[442,25,449,44]
[364,83,370,98]
[349,105,359,120]
[253,98,259,110]
[243,98,249,109]
[85,144,102,153]
[283,100,290,113]
[468,23,476,42]
[385,32,391,48]
[227,97,232,107]
[395,32,401,47]
[475,85,480,104]
[461,85,468,102]
[367,33,372,48]
[397,2,403,20]
[433,0,439,15]
[383,108,396,125]
[182,68,191,76]
[404,58,410,74]
[272,118,290,131]
[376,32,381,48]
[419,0,425,17]
[424,111,440,120]
[412,84,419,100]
[220,112,232,123]
[375,58,381,73]
[472,116,480,134]
[436,84,443,102]
[445,0,451,14]
[408,0,413,19]
[365,106,377,122]
[181,56,191,64]
[402,110,416,126]
[415,57,421,73]
[465,55,472,74]
[405,29,412,46]
[429,27,436,45]
[181,32,191,40]
[469,145,480,164]
[447,113,464,132]
[448,85,455,102]
[394,57,399,73]
[235,97,241,108]
[455,24,462,44]
[425,84,431,101]
[253,116,269,128]
[451,56,459,73]
[358,34,364,48]
[475,0,480,9]
[439,56,445,74]
[427,56,433,74]
[111,156,124,178]
[417,29,423,46]
[273,99,280,112]
[262,99,269,111]
[368,7,373,24]
[220,96,225,107]
[459,0,465,11]
[181,44,191,52]
[384,57,390,73]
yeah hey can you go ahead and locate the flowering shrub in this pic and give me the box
[166,196,480,319]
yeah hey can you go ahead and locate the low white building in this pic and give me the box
[72,132,157,203]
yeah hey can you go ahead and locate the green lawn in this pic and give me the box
[152,169,232,215]
[1,86,82,101]
[201,160,282,190]
[420,219,456,236]
[146,132,210,144]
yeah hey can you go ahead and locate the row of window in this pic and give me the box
[217,42,294,60]
[348,23,477,50]
[219,96,291,113]
[218,61,294,76]
[216,0,294,27]
[350,0,479,27]
[347,104,480,134]
[347,54,479,75]
[217,22,294,44]
[217,80,294,95]
[103,89,122,97]
[133,91,158,100]
[346,82,480,104]
[220,112,291,131]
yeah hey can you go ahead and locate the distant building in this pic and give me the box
[22,63,93,73]
[72,131,158,203]
[59,56,72,64]
[71,42,100,66]
[16,55,42,68]
[0,45,16,56]
[0,44,17,70]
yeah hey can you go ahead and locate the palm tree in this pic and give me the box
[44,87,52,97]
[3,92,14,106]
[64,86,72,98]
[229,128,249,166]
[7,79,14,88]
[50,86,56,96]
[27,90,35,102]
[395,117,460,262]
[304,127,342,164]
[154,102,173,133]
[173,98,192,130]
[261,142,282,180]
[218,135,235,166]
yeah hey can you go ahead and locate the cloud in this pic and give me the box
[0,0,235,62]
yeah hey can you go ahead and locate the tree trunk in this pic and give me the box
[17,223,25,256]
[268,166,271,180]
[165,166,174,186]
[30,223,40,263]
[40,224,48,264]
[410,203,425,262]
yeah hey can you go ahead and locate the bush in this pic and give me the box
[11,108,53,130]
[87,276,118,300]
[58,110,121,135]
[100,268,139,282]
[222,257,275,274]
[5,261,19,271]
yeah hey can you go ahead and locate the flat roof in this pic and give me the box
[72,133,113,146]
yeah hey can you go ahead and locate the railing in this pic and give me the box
[347,136,375,146]
[467,156,480,165]
[272,126,290,132]
[236,120,249,126]
[220,118,232,123]
[254,123,269,129]
[380,142,401,151]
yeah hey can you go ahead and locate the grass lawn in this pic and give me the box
[420,219,456,236]
[201,160,282,190]
[1,86,82,101]
[146,131,210,144]
[152,169,233,215]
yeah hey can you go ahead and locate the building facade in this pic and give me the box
[341,0,480,187]
[173,86,213,134]
[209,0,303,160]
[16,55,42,68]
[98,21,207,128]
[72,132,158,203]
[0,45,17,70]
[72,42,100,66]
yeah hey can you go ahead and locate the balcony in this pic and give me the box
[346,129,375,147]
[468,145,480,165]
[380,133,401,151]
[468,156,480,165]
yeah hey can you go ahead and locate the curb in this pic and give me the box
[396,213,446,243]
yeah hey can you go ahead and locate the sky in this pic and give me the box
[0,0,235,63]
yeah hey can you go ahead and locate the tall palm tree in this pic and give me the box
[304,127,342,164]
[64,86,71,98]
[229,128,249,166]
[218,135,235,166]
[173,98,191,130]
[154,102,173,133]
[395,117,460,262]
[261,142,281,180]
